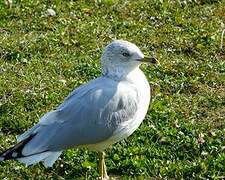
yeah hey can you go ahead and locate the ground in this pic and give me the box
[0,0,225,179]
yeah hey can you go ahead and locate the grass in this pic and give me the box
[0,0,225,179]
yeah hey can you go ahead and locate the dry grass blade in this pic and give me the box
[220,29,225,49]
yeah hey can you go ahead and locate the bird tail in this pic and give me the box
[0,134,62,167]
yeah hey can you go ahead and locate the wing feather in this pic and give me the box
[21,77,138,154]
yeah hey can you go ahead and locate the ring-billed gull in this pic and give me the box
[0,40,157,179]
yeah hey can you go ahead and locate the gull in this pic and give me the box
[0,40,157,179]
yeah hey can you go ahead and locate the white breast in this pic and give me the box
[109,69,150,141]
[85,68,150,151]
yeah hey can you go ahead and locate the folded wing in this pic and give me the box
[18,77,138,156]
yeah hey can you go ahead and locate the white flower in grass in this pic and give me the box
[45,8,56,17]
[4,0,13,6]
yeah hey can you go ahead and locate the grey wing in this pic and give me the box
[19,77,138,155]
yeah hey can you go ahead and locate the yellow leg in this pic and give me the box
[98,151,109,180]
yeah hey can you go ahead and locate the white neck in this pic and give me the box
[102,65,141,82]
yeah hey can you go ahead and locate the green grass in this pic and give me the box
[0,0,225,179]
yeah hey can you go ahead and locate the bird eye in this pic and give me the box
[122,52,130,57]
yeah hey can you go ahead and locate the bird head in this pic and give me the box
[101,40,157,77]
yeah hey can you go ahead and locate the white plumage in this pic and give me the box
[0,40,157,179]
